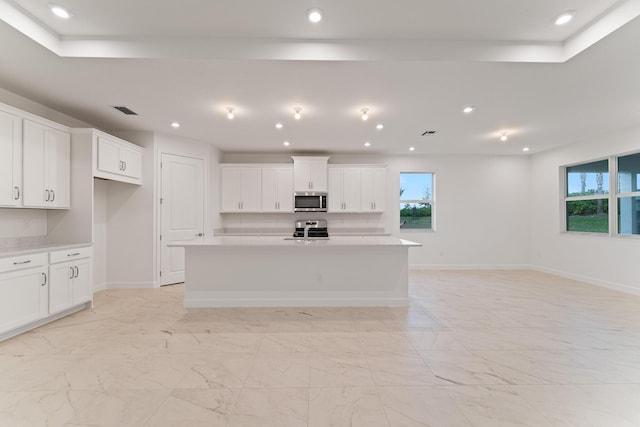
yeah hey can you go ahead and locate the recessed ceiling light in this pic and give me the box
[555,11,575,26]
[364,142,371,147]
[293,107,302,120]
[226,107,234,120]
[376,124,384,130]
[522,147,530,152]
[275,123,283,129]
[49,4,71,19]
[500,132,509,142]
[361,108,369,121]
[463,106,476,114]
[170,122,180,128]
[409,147,415,151]
[307,8,323,23]
[283,141,290,146]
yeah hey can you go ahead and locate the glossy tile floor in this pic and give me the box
[1,270,640,426]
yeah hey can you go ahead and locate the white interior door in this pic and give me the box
[160,153,204,286]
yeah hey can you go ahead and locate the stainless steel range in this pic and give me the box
[292,220,329,240]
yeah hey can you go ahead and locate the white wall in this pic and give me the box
[104,131,157,288]
[93,179,107,291]
[219,152,532,269]
[530,124,640,294]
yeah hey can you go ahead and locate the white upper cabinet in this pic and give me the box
[95,135,142,184]
[262,167,293,212]
[292,156,329,192]
[328,167,361,213]
[360,167,386,212]
[220,166,262,213]
[0,109,22,207]
[22,120,70,209]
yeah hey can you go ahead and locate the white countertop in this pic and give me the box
[169,236,420,247]
[0,243,92,257]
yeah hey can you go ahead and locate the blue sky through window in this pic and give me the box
[400,173,432,200]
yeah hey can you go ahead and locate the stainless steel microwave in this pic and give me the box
[294,192,328,212]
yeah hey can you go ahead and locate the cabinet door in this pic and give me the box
[220,167,240,212]
[239,168,261,212]
[261,168,279,212]
[0,110,22,207]
[293,160,311,192]
[371,168,386,212]
[22,120,47,207]
[49,262,73,314]
[46,128,70,208]
[308,160,328,192]
[0,267,48,335]
[97,137,122,175]
[328,168,344,212]
[276,168,293,212]
[72,258,92,305]
[341,168,361,212]
[120,145,141,179]
[360,168,374,211]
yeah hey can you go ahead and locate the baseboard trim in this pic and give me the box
[531,265,640,296]
[0,302,91,343]
[409,264,530,270]
[106,281,156,289]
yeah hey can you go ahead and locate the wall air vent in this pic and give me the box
[113,106,138,115]
[421,130,437,136]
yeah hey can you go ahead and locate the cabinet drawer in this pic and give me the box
[49,246,92,264]
[0,252,48,273]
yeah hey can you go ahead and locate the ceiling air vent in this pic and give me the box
[421,130,437,136]
[113,106,138,115]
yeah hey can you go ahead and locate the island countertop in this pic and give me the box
[168,235,420,248]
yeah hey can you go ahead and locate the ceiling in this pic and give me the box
[0,0,639,155]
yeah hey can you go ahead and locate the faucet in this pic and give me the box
[304,224,311,241]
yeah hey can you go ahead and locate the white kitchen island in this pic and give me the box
[169,236,420,307]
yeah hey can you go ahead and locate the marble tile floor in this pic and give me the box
[1,270,640,426]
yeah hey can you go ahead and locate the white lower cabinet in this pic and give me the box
[0,260,48,336]
[0,246,92,339]
[49,248,92,315]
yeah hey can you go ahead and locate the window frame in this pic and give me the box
[399,172,435,232]
[615,150,640,237]
[561,157,612,235]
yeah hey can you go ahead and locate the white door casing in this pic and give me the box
[160,154,204,286]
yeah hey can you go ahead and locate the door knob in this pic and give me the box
[196,233,204,237]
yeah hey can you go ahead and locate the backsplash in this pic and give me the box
[217,212,388,236]
[0,208,48,249]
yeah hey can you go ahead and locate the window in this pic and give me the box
[564,160,609,233]
[400,172,434,230]
[617,152,640,235]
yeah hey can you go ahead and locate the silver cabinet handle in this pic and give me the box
[13,260,31,265]
[74,266,79,278]
[45,189,50,201]
[14,186,20,200]
[374,202,376,209]
[119,160,124,170]
[69,266,75,279]
[67,252,80,257]
[123,161,127,171]
[41,272,47,286]
[51,190,55,202]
